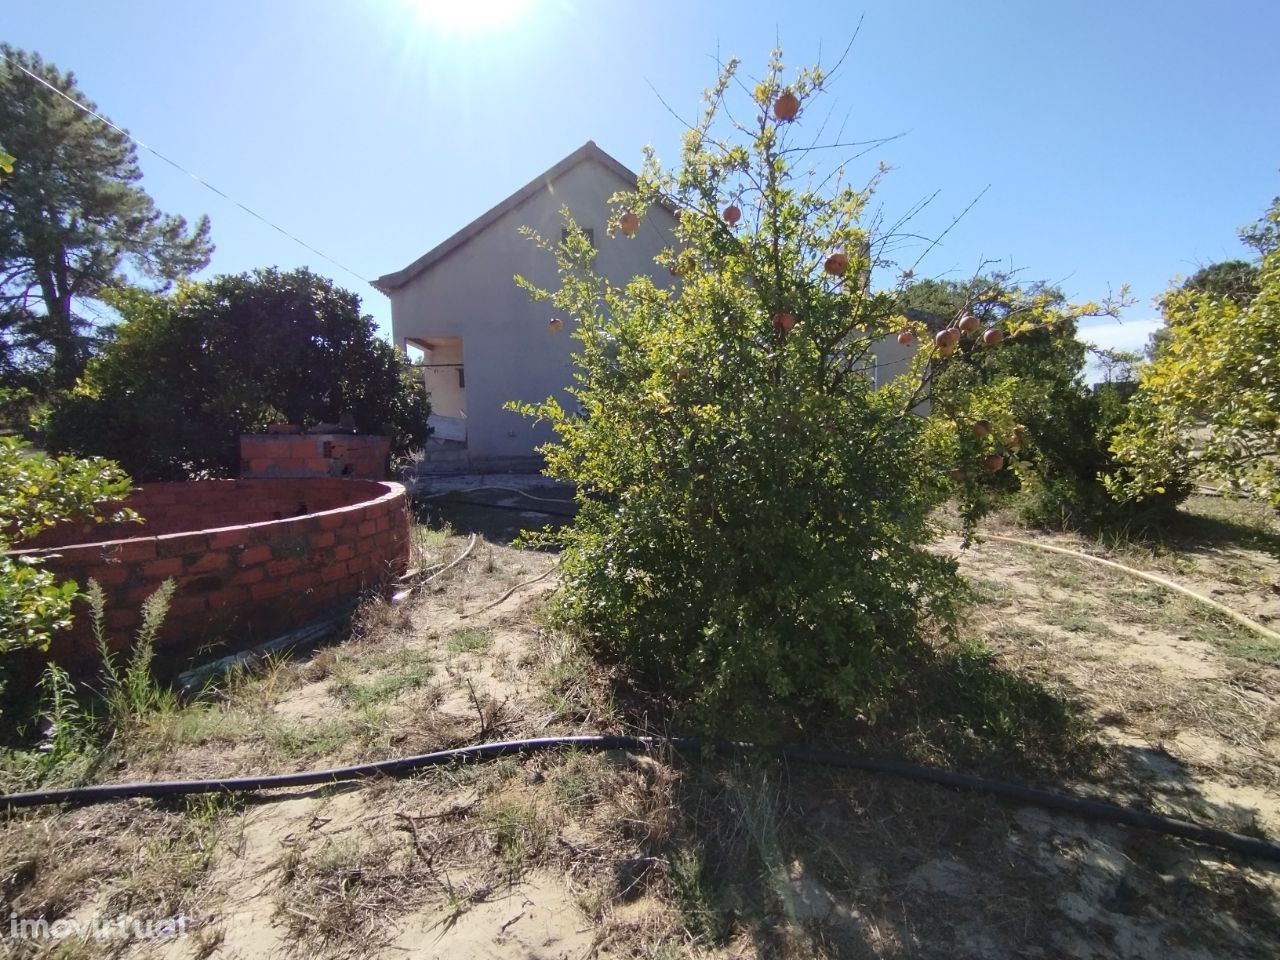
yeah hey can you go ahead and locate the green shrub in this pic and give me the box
[0,436,134,710]
[1014,381,1189,529]
[902,278,1189,530]
[512,53,1103,730]
[44,269,430,481]
[92,578,177,729]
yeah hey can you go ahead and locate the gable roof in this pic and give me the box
[373,140,642,294]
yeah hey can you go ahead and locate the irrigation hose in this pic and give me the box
[421,497,577,518]
[3,735,1279,863]
[416,485,577,505]
[983,534,1280,647]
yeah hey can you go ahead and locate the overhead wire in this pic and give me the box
[0,53,374,289]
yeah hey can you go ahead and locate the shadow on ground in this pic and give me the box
[410,484,576,547]
[657,741,1280,958]
[590,643,1280,958]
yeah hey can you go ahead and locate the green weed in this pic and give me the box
[447,627,492,655]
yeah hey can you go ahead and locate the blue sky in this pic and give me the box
[7,0,1279,375]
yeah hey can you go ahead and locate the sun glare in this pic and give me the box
[404,0,534,34]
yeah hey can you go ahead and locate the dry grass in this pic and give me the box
[3,511,1280,958]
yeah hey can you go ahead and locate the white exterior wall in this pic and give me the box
[388,155,924,469]
[390,159,677,469]
[421,341,465,419]
[867,333,917,387]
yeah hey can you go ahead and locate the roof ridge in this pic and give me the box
[373,141,640,293]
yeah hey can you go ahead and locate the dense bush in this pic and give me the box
[904,277,1188,530]
[44,268,430,481]
[0,436,134,707]
[513,54,1099,729]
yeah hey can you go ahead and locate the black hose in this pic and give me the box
[4,735,1278,863]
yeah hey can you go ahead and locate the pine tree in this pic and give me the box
[0,45,213,390]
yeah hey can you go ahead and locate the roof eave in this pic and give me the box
[374,140,646,294]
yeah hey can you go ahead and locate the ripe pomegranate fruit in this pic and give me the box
[773,92,800,121]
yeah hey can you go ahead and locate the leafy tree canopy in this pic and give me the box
[1111,201,1280,508]
[0,45,212,391]
[44,268,430,481]
[1145,199,1278,360]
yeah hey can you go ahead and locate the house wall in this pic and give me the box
[423,341,465,420]
[388,157,925,469]
[390,159,678,470]
[867,333,917,387]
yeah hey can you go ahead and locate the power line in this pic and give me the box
[0,53,374,288]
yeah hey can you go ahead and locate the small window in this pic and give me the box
[561,227,594,247]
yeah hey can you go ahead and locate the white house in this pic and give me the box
[375,141,917,473]
[374,141,678,473]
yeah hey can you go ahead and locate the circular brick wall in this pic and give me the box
[12,479,410,677]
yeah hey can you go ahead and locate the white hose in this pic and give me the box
[982,533,1280,646]
[418,485,576,505]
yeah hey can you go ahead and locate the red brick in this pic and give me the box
[237,544,272,566]
[374,513,391,532]
[107,609,137,630]
[250,579,291,601]
[87,564,130,586]
[167,595,208,618]
[318,512,347,530]
[357,520,377,538]
[208,586,249,608]
[312,582,341,602]
[141,557,184,579]
[289,572,321,592]
[332,543,356,562]
[267,557,301,577]
[110,538,158,562]
[308,530,336,549]
[320,561,348,583]
[232,566,266,586]
[208,528,249,549]
[188,551,230,574]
